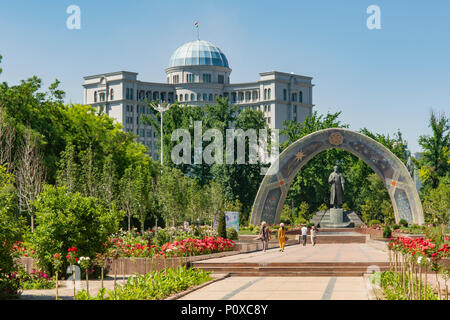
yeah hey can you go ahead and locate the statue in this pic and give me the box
[328,165,345,209]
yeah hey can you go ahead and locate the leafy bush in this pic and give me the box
[369,219,381,226]
[342,203,351,211]
[399,219,409,228]
[392,224,400,230]
[383,225,392,238]
[217,212,226,238]
[18,267,56,290]
[76,266,212,300]
[0,166,25,298]
[226,228,238,240]
[318,203,328,212]
[28,185,123,275]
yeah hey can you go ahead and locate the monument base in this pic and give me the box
[314,208,355,228]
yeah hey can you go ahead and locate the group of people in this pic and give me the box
[258,221,318,252]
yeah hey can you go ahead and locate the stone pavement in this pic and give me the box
[194,242,389,264]
[181,242,387,300]
[179,276,371,300]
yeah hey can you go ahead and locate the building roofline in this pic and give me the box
[259,70,313,80]
[83,71,138,80]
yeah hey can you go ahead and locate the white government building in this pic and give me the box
[83,39,314,160]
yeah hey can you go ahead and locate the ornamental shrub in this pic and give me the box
[392,224,400,230]
[226,228,238,240]
[399,219,408,228]
[383,225,392,238]
[217,212,226,238]
[0,166,25,299]
[28,185,123,276]
[369,219,381,226]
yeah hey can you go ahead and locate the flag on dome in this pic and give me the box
[194,21,199,28]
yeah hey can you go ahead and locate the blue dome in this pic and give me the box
[168,40,229,68]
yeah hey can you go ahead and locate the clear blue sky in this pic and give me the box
[1,0,449,153]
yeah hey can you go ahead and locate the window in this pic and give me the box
[110,89,114,100]
[99,93,105,102]
[185,93,189,101]
[130,105,134,112]
[94,91,97,102]
[179,94,183,102]
[130,89,134,100]
[126,88,129,100]
[173,75,179,84]
[136,116,139,124]
[191,93,195,101]
[292,93,297,102]
[209,94,213,101]
[268,88,271,99]
[299,91,303,103]
[264,89,267,100]
[140,129,145,137]
[294,105,297,113]
[283,89,287,101]
[146,91,152,100]
[218,75,224,84]
[268,105,271,112]
[197,93,201,101]
[202,74,211,83]
[203,93,207,101]
[126,105,129,112]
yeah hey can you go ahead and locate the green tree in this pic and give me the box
[0,165,25,298]
[157,167,190,226]
[422,176,450,225]
[29,185,123,275]
[415,111,449,189]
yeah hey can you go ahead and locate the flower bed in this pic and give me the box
[385,236,450,300]
[108,236,235,259]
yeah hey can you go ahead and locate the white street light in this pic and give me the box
[154,102,171,168]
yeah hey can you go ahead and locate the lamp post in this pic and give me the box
[154,102,170,168]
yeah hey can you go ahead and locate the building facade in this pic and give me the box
[83,39,314,160]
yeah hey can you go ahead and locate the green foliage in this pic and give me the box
[369,219,381,226]
[360,174,392,223]
[217,212,226,238]
[317,203,328,212]
[342,203,351,211]
[422,176,450,225]
[226,227,238,240]
[75,266,212,300]
[399,219,409,228]
[28,185,123,275]
[392,224,400,230]
[0,166,25,298]
[382,225,392,238]
[415,111,449,189]
[376,271,437,300]
[18,267,55,290]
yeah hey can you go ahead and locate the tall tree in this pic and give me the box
[416,110,449,189]
[15,129,46,231]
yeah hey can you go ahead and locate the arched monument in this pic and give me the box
[250,128,424,226]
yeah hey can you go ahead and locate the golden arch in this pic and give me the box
[250,128,424,226]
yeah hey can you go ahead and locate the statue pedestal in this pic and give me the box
[329,208,343,224]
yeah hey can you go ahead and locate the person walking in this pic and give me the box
[278,223,286,252]
[311,226,318,246]
[258,221,270,252]
[301,224,308,246]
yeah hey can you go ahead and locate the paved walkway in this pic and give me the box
[179,276,370,300]
[195,242,389,264]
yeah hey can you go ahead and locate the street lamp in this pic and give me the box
[154,102,170,168]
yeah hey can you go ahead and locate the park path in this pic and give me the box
[180,242,386,300]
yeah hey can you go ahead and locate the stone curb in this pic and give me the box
[164,273,230,300]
